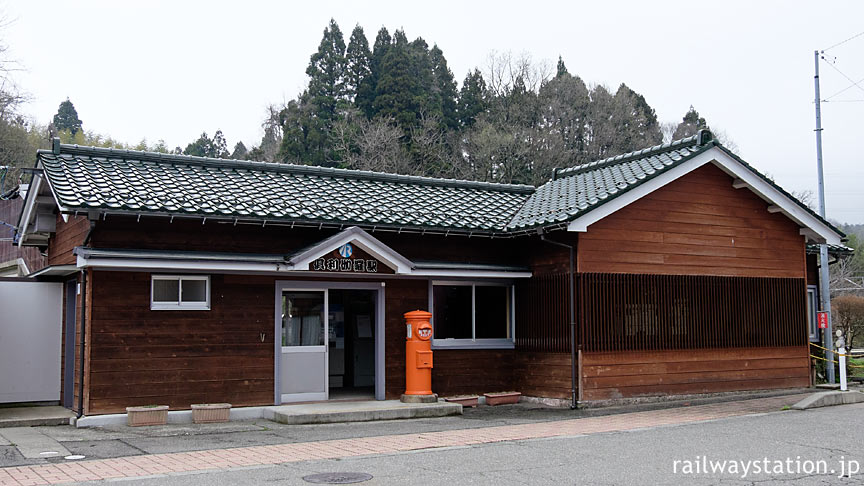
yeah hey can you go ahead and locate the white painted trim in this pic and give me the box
[412,268,531,279]
[288,226,414,274]
[77,255,292,273]
[566,147,843,245]
[16,175,42,248]
[76,254,532,279]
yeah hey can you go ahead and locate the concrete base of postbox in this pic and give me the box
[400,393,439,404]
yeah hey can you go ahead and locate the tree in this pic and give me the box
[305,18,347,122]
[457,69,487,129]
[832,295,864,349]
[357,27,392,118]
[372,30,436,127]
[183,130,229,158]
[556,55,568,77]
[231,141,248,159]
[672,105,708,140]
[345,25,371,104]
[429,45,458,131]
[53,99,82,135]
[332,110,407,173]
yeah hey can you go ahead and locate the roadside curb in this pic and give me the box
[790,390,864,410]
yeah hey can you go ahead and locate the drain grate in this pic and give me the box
[302,472,373,484]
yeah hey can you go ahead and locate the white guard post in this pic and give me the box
[836,330,847,392]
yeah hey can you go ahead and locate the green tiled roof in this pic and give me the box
[508,134,711,230]
[38,146,533,234]
[34,131,843,239]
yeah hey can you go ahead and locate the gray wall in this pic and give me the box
[0,280,62,403]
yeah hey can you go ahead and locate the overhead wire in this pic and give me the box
[822,30,864,52]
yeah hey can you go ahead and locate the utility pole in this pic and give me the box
[813,50,835,384]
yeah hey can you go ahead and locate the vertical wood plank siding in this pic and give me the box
[515,273,570,353]
[578,273,807,352]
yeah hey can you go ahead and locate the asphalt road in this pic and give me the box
[71,401,864,485]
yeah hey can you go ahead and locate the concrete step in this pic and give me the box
[0,406,74,427]
[265,399,462,425]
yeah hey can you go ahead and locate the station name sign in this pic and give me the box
[312,257,378,273]
[308,243,392,274]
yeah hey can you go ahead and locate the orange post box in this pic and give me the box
[402,310,435,401]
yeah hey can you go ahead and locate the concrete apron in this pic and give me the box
[73,399,462,428]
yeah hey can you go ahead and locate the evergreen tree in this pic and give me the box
[430,45,458,130]
[672,105,708,140]
[357,27,391,118]
[53,99,83,135]
[231,141,248,159]
[345,25,371,103]
[556,56,568,77]
[373,30,436,127]
[610,83,662,154]
[183,130,229,158]
[306,18,347,124]
[457,69,487,129]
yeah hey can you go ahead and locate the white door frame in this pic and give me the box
[274,280,386,404]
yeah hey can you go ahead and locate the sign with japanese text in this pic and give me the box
[308,242,394,274]
[817,311,829,330]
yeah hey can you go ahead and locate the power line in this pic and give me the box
[822,99,864,103]
[822,30,864,52]
[824,75,864,100]
[820,55,864,96]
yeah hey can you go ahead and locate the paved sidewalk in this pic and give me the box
[0,393,809,486]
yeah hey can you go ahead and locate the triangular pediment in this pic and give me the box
[288,226,414,274]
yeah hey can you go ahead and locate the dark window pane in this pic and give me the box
[181,279,207,303]
[475,286,509,339]
[153,279,179,303]
[433,286,472,339]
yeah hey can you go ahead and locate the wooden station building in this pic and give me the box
[14,130,846,415]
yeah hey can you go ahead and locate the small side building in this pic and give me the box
[15,131,846,415]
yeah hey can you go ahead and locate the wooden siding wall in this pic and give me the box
[515,273,571,353]
[47,215,90,266]
[582,347,810,400]
[86,272,274,414]
[0,197,45,272]
[578,164,807,278]
[515,352,571,399]
[579,273,808,352]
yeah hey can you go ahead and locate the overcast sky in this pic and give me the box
[4,1,863,224]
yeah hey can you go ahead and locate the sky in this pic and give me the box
[3,0,863,224]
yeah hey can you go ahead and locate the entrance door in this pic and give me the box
[279,290,328,402]
[328,289,376,400]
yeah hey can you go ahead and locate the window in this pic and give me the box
[151,276,210,310]
[807,285,818,342]
[431,282,514,349]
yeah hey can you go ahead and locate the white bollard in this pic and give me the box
[836,330,847,392]
[839,351,847,391]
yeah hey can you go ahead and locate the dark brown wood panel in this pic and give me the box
[47,215,90,266]
[86,271,275,414]
[582,346,809,401]
[578,164,807,278]
[383,279,427,399]
[432,349,515,397]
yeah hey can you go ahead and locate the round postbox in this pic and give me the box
[404,310,434,396]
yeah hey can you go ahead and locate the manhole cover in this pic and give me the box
[302,472,373,484]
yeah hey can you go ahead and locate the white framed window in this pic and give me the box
[807,285,818,342]
[429,280,515,349]
[151,275,211,310]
